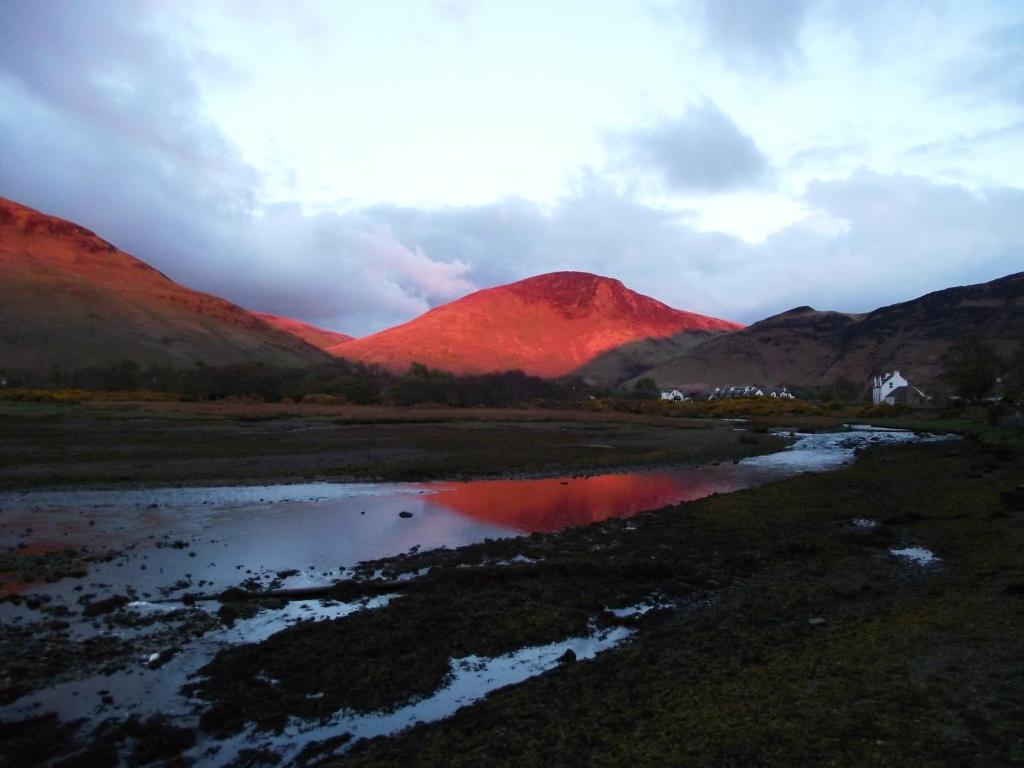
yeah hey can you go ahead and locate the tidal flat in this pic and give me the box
[0,402,1021,766]
[0,401,786,489]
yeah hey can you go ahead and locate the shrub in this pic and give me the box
[300,393,349,405]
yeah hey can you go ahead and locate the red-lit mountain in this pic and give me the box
[0,197,330,374]
[328,272,742,378]
[252,312,354,351]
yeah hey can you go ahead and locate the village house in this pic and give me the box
[659,389,689,402]
[708,385,794,400]
[871,370,930,405]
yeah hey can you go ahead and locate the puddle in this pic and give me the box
[0,594,396,725]
[193,624,634,765]
[606,603,667,619]
[850,518,879,529]
[890,547,939,564]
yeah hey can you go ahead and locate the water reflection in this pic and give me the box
[420,468,754,533]
[0,428,948,597]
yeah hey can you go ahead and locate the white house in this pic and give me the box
[708,385,795,400]
[872,370,929,405]
[660,389,688,402]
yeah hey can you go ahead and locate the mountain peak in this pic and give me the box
[330,271,742,378]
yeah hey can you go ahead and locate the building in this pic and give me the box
[708,385,794,400]
[872,370,930,405]
[660,389,689,402]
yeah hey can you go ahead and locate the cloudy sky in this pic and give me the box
[1,1,1022,335]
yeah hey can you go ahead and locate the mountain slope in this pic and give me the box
[632,272,1024,391]
[0,198,330,374]
[252,312,354,351]
[329,272,742,378]
[570,328,726,387]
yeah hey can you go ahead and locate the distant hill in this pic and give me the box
[252,312,354,352]
[0,197,330,375]
[630,272,1024,392]
[569,329,725,387]
[329,271,742,378]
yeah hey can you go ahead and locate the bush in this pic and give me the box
[854,403,908,418]
[300,393,349,405]
[986,402,1008,427]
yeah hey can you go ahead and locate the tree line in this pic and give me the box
[0,358,588,407]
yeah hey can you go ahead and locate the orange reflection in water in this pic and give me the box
[421,470,748,533]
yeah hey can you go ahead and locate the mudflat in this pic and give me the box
[0,401,786,489]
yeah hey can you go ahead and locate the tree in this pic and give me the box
[631,377,660,399]
[940,332,1002,404]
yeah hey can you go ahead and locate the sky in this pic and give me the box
[1,0,1022,335]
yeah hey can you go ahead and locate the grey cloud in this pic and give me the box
[905,121,1024,162]
[0,2,476,337]
[362,169,1024,326]
[787,142,869,170]
[0,2,253,204]
[693,0,810,75]
[942,22,1024,106]
[610,99,770,193]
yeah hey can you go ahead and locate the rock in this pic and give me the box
[808,617,827,627]
[81,594,129,617]
[398,511,414,519]
[147,647,179,669]
[558,648,577,663]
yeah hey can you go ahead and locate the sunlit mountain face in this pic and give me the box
[329,271,742,378]
[252,312,354,352]
[0,197,329,373]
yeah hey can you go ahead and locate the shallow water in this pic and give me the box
[197,623,635,765]
[0,427,946,600]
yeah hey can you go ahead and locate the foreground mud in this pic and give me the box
[2,433,1020,766]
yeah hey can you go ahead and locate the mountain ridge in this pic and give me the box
[628,272,1024,391]
[251,312,354,352]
